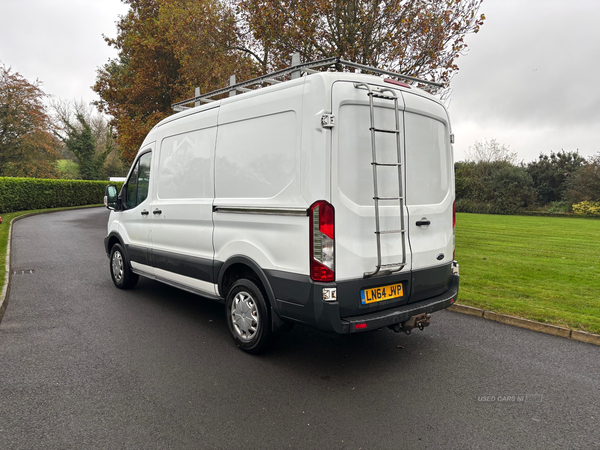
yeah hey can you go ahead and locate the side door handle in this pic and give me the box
[416,219,430,227]
[153,209,162,215]
[141,210,149,216]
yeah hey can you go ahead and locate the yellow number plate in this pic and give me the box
[361,283,404,305]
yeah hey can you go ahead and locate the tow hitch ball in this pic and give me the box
[390,313,431,335]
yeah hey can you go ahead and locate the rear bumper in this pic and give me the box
[315,273,459,333]
[268,264,459,334]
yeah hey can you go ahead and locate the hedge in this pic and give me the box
[0,177,124,213]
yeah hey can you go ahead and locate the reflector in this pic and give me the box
[384,78,410,88]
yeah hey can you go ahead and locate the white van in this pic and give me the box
[104,58,459,353]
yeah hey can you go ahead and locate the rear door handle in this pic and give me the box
[141,210,149,216]
[416,220,430,226]
[153,209,162,215]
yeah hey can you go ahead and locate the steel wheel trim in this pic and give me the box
[231,290,260,341]
[112,251,124,283]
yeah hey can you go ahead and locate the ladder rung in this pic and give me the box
[378,263,407,268]
[369,93,396,100]
[375,229,405,235]
[372,162,402,167]
[370,127,400,134]
[374,196,404,200]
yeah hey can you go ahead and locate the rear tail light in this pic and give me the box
[309,200,335,282]
[453,200,456,229]
[453,200,456,260]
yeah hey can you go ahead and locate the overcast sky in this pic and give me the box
[1,0,599,163]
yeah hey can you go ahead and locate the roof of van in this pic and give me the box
[144,70,444,144]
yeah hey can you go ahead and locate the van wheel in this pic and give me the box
[226,279,274,354]
[109,243,139,289]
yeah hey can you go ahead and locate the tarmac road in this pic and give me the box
[0,207,598,449]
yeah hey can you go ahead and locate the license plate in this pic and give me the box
[361,283,404,305]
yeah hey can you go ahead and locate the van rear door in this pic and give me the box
[331,81,454,315]
[402,92,454,277]
[331,81,413,316]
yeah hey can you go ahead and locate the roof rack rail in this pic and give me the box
[172,55,442,112]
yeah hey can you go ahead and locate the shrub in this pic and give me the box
[526,151,586,205]
[0,177,123,213]
[572,201,600,216]
[547,201,572,214]
[564,154,600,204]
[455,161,536,215]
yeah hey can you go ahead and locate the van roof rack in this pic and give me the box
[172,56,442,111]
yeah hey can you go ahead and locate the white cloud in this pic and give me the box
[0,0,128,104]
[449,0,600,162]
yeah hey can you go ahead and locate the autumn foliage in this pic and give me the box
[0,63,61,178]
[95,0,484,164]
[238,0,485,79]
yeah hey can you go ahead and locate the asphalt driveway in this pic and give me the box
[0,207,598,449]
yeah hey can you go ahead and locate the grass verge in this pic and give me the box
[0,205,102,295]
[455,213,600,334]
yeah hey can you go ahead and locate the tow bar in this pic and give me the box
[390,313,431,335]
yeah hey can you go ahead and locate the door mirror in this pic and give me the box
[104,184,118,210]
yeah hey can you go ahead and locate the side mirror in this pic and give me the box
[104,184,118,210]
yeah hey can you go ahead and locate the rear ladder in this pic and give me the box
[354,83,407,278]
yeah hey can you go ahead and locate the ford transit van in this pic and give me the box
[104,58,459,353]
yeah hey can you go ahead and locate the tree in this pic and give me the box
[464,139,517,165]
[94,0,251,164]
[564,153,600,204]
[95,0,485,164]
[0,63,60,178]
[526,150,586,205]
[93,0,180,164]
[455,160,536,214]
[236,0,485,80]
[53,101,118,180]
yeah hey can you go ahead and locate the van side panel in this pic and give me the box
[299,76,330,205]
[213,82,309,278]
[150,107,219,296]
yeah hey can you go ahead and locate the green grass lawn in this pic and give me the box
[455,213,600,334]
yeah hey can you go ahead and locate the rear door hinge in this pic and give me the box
[321,114,335,128]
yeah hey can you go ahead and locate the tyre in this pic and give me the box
[226,278,275,354]
[109,243,139,289]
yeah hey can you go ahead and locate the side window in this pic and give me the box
[124,161,140,210]
[124,151,152,209]
[137,152,152,205]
